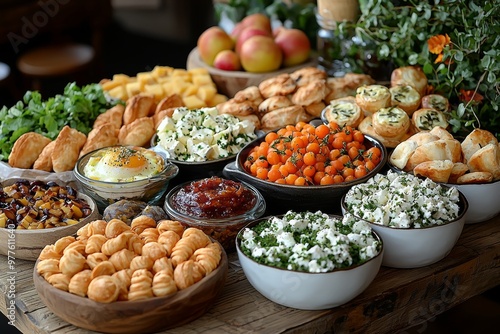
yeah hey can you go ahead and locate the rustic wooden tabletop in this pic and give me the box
[1,213,499,334]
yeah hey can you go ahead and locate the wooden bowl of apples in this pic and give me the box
[188,14,317,97]
[187,47,317,98]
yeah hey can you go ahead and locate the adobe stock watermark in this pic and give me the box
[5,224,17,327]
[7,0,71,54]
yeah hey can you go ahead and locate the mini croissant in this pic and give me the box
[152,257,174,276]
[105,219,131,239]
[86,252,109,270]
[112,268,133,301]
[128,269,154,301]
[101,232,130,256]
[47,273,71,291]
[139,227,159,244]
[171,228,210,267]
[190,242,222,276]
[59,249,87,277]
[156,220,185,237]
[157,230,180,256]
[39,245,62,261]
[63,240,86,255]
[77,220,107,240]
[127,233,144,255]
[87,275,120,303]
[54,236,76,254]
[141,242,166,262]
[174,260,204,290]
[129,255,154,271]
[68,269,92,297]
[37,258,61,279]
[131,215,157,235]
[85,234,108,254]
[91,260,116,280]
[152,270,177,297]
[109,248,136,271]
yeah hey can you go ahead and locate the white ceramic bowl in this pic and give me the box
[447,180,500,224]
[341,190,468,268]
[236,214,384,310]
[387,158,500,224]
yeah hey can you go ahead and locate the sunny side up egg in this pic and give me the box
[83,146,165,182]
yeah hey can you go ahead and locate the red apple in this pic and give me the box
[230,22,246,43]
[239,35,283,73]
[274,28,311,67]
[197,26,234,66]
[240,13,272,34]
[235,26,272,55]
[213,50,242,71]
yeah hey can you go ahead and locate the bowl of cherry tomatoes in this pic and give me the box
[223,121,387,214]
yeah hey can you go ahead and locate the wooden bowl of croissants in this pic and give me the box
[33,216,228,333]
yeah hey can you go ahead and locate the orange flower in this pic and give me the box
[459,89,484,103]
[428,34,451,54]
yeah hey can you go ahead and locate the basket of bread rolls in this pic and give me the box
[388,126,500,224]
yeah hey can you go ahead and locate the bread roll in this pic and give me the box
[389,140,419,171]
[391,65,428,97]
[448,162,469,184]
[467,143,500,180]
[457,171,493,184]
[414,160,454,183]
[51,126,87,172]
[461,128,499,163]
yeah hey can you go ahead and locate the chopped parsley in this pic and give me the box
[239,211,381,273]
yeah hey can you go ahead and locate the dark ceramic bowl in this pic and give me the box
[223,134,387,214]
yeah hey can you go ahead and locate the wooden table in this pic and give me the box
[1,214,499,334]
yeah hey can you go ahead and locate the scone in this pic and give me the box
[412,108,448,132]
[372,106,410,138]
[389,84,421,116]
[355,84,391,115]
[322,96,363,128]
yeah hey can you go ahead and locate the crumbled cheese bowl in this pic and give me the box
[153,107,258,179]
[236,211,384,310]
[341,172,469,268]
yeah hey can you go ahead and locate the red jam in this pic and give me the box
[172,176,256,219]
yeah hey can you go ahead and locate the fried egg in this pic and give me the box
[83,146,164,182]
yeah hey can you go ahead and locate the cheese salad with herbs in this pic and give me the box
[156,107,256,161]
[239,211,381,273]
[344,171,460,228]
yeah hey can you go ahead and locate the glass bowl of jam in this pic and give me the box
[163,176,266,251]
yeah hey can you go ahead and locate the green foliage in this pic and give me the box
[346,0,500,138]
[0,82,120,162]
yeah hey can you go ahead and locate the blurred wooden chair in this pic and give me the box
[16,43,95,92]
[0,0,112,94]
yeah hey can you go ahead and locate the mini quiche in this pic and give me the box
[321,96,363,128]
[355,84,391,115]
[389,85,421,116]
[372,106,411,138]
[421,94,450,113]
[412,108,448,132]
